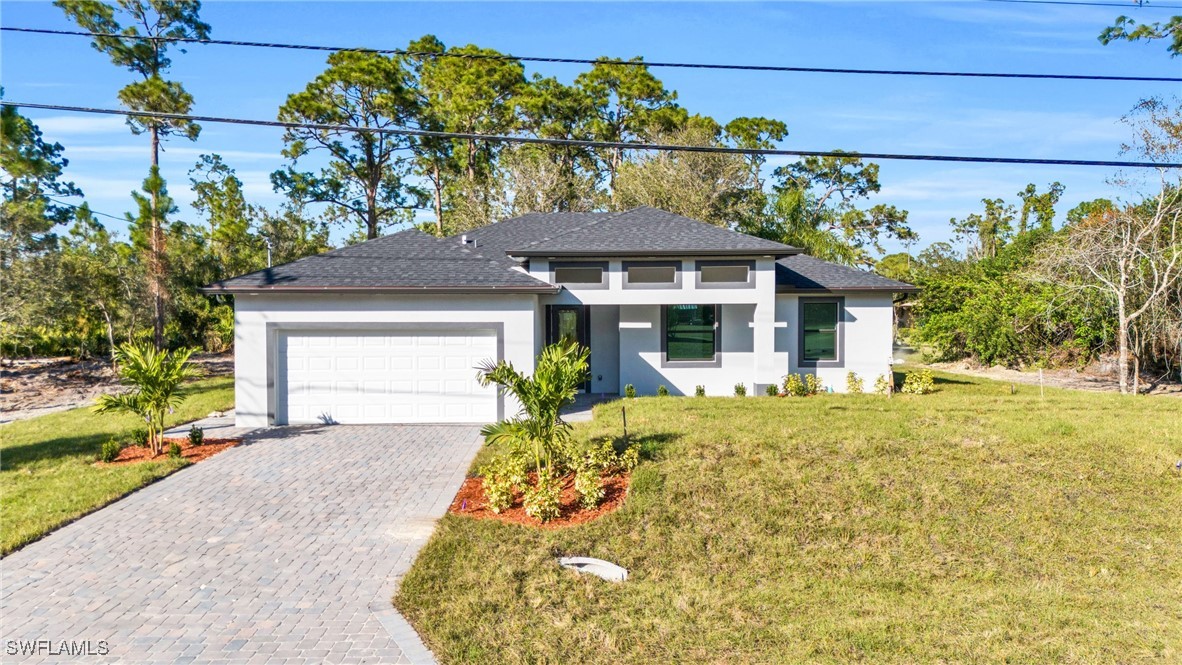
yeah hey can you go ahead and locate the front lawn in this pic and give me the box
[396,372,1182,663]
[0,377,235,555]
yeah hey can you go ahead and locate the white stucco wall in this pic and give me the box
[233,293,538,427]
[775,292,895,392]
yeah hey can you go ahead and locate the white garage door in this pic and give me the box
[278,330,498,425]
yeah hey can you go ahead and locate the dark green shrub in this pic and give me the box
[99,439,122,463]
[624,384,636,398]
[733,383,747,397]
[765,384,779,397]
[132,428,149,447]
[167,440,183,459]
[188,425,204,447]
[695,385,706,397]
[657,385,669,397]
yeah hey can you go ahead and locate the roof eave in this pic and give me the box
[776,285,920,294]
[509,248,802,258]
[199,284,561,295]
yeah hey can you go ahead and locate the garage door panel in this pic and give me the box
[278,329,498,425]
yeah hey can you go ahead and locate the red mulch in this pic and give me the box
[96,437,241,467]
[448,471,630,528]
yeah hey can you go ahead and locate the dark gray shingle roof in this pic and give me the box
[203,228,557,293]
[499,207,798,257]
[459,212,611,254]
[776,254,917,293]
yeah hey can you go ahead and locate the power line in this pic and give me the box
[3,26,1179,83]
[47,196,125,222]
[6,100,1181,169]
[984,0,1182,9]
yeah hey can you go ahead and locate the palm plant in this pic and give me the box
[95,342,199,456]
[476,340,590,480]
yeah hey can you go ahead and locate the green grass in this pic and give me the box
[396,371,1182,663]
[0,377,234,555]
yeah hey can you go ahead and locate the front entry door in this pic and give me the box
[547,305,590,391]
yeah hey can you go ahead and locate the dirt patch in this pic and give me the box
[0,354,233,424]
[927,360,1182,396]
[96,437,240,467]
[449,472,630,528]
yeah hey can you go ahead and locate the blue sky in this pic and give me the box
[2,0,1179,255]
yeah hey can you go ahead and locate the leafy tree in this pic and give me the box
[1100,14,1182,56]
[400,36,529,233]
[1,101,82,255]
[1017,181,1065,233]
[724,116,788,191]
[189,154,264,277]
[756,153,915,266]
[56,0,210,349]
[613,115,750,226]
[95,342,198,455]
[1067,197,1116,226]
[274,50,419,240]
[58,206,145,361]
[1,102,82,348]
[512,75,600,213]
[951,198,1016,260]
[576,59,681,201]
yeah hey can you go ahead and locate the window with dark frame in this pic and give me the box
[801,301,839,361]
[699,264,749,283]
[626,264,676,284]
[553,265,603,284]
[664,304,717,361]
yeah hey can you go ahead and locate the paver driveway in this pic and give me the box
[1,424,484,664]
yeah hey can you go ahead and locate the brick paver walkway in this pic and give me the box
[1,425,483,664]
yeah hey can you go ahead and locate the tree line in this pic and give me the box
[2,0,1179,395]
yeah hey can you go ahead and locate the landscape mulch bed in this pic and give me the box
[96,437,241,467]
[449,472,630,528]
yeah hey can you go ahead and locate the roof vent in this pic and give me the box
[460,234,472,245]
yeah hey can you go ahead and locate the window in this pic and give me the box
[695,260,755,288]
[627,265,676,284]
[801,300,840,362]
[700,264,749,283]
[623,261,680,289]
[553,262,606,287]
[664,304,717,361]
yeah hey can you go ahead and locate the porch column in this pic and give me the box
[753,300,777,388]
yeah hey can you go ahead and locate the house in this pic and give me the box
[204,207,916,427]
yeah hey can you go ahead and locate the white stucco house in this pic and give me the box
[204,207,916,427]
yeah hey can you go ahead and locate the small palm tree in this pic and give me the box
[95,342,199,456]
[476,340,590,479]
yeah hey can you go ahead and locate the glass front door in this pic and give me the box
[547,305,590,391]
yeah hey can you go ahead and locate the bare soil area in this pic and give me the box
[927,360,1182,396]
[0,354,233,424]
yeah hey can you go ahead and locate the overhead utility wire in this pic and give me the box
[6,101,1181,169]
[3,26,1179,83]
[984,0,1182,9]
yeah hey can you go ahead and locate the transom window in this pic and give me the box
[801,301,839,362]
[664,304,718,361]
[624,261,680,289]
[627,265,676,284]
[553,263,605,286]
[700,264,749,283]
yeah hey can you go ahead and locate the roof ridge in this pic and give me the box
[510,208,633,252]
